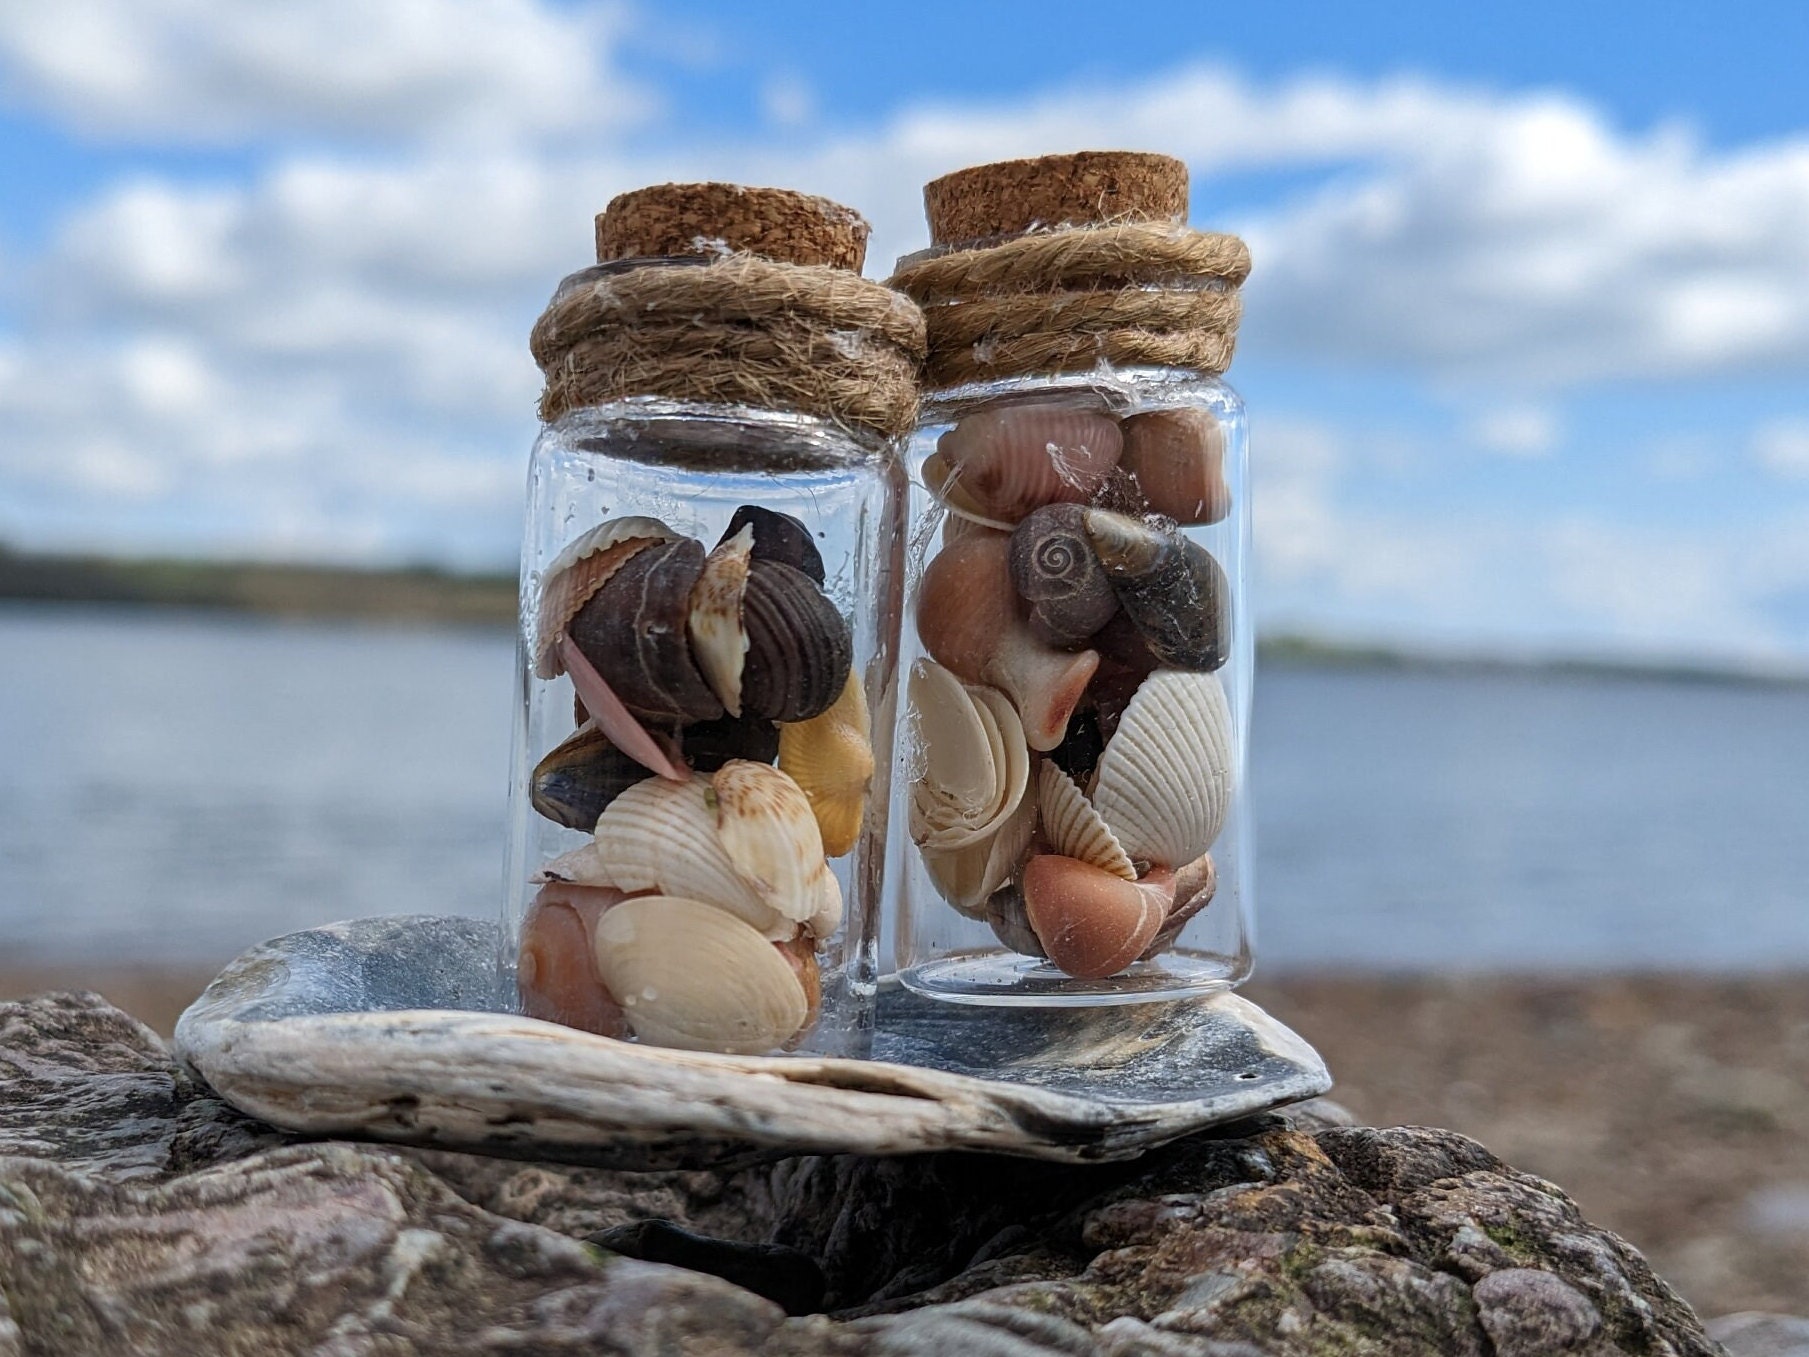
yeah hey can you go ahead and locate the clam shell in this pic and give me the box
[1141,852,1217,960]
[1083,509,1230,673]
[592,896,809,1054]
[535,516,678,679]
[687,525,753,716]
[937,405,1123,523]
[1092,669,1235,870]
[518,883,628,1037]
[907,661,1030,852]
[921,788,1037,918]
[1036,760,1136,881]
[570,538,726,723]
[921,451,1016,533]
[592,777,791,939]
[1021,855,1174,980]
[1119,408,1230,526]
[777,669,873,857]
[1008,504,1119,648]
[709,760,825,925]
[722,505,825,584]
[530,723,647,830]
[740,559,853,723]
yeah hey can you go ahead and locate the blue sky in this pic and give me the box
[1,0,1806,664]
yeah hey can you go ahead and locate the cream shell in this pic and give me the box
[1092,669,1235,869]
[687,524,754,716]
[535,516,679,678]
[709,759,825,925]
[1036,760,1136,881]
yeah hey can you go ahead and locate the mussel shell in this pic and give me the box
[1008,504,1119,648]
[569,538,726,723]
[1084,510,1229,673]
[740,559,853,723]
[530,724,648,830]
[722,505,825,585]
[680,713,781,771]
[984,883,1047,958]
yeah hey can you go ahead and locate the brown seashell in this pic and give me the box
[1119,408,1230,525]
[778,670,873,857]
[687,525,753,716]
[740,559,853,723]
[1022,855,1175,980]
[680,713,781,771]
[722,505,825,585]
[1083,509,1229,672]
[535,516,678,679]
[530,724,649,830]
[1008,504,1119,648]
[916,533,1098,752]
[558,637,690,782]
[984,883,1046,958]
[569,538,726,723]
[518,882,629,1038]
[921,451,1016,533]
[1141,852,1217,960]
[936,404,1123,522]
[775,932,823,1038]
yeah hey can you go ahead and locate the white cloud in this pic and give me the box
[1753,419,1809,479]
[1466,404,1560,457]
[760,74,815,130]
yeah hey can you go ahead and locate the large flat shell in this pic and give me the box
[535,516,678,678]
[1037,760,1136,881]
[1092,669,1235,869]
[921,787,1038,916]
[687,525,753,716]
[709,760,824,924]
[908,658,996,815]
[175,915,1331,1166]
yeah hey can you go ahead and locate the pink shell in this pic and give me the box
[937,405,1123,523]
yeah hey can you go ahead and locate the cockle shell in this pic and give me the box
[534,516,678,679]
[709,759,826,926]
[1119,408,1230,526]
[1083,509,1230,673]
[916,533,1099,752]
[1022,855,1175,980]
[592,776,791,939]
[740,559,854,723]
[907,659,1030,852]
[1092,669,1235,870]
[517,882,628,1037]
[936,405,1123,522]
[1141,851,1217,960]
[592,896,810,1054]
[570,538,726,723]
[687,525,753,716]
[1008,504,1119,648]
[530,723,647,830]
[921,788,1037,917]
[778,669,873,857]
[1036,760,1136,881]
[722,505,825,585]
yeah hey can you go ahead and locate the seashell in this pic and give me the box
[680,713,781,772]
[530,723,648,830]
[593,777,791,939]
[1083,509,1230,673]
[1021,855,1174,980]
[921,452,1016,533]
[518,882,628,1037]
[1036,761,1136,881]
[1091,669,1235,870]
[916,533,1099,751]
[775,932,823,1038]
[592,896,810,1053]
[722,505,825,585]
[533,837,612,887]
[687,525,753,716]
[936,404,1123,522]
[535,516,679,679]
[778,670,873,857]
[1090,611,1161,684]
[1141,852,1217,960]
[983,883,1046,958]
[558,637,690,782]
[1048,706,1106,784]
[570,538,726,723]
[1119,408,1230,526]
[920,787,1037,917]
[709,760,825,925]
[805,866,843,939]
[1008,504,1120,648]
[740,559,854,723]
[907,660,1031,852]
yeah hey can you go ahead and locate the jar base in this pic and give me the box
[897,948,1247,1007]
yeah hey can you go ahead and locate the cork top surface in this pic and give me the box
[924,151,1189,247]
[595,182,870,271]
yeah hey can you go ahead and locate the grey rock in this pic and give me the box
[1472,1268,1603,1354]
[1712,1311,1809,1357]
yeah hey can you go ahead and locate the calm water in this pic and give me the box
[3,605,1807,971]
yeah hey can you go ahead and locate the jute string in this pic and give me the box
[531,253,927,439]
[888,221,1250,387]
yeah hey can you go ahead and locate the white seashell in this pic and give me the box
[592,896,809,1054]
[709,760,825,925]
[532,839,612,887]
[592,777,791,939]
[1036,761,1136,881]
[921,787,1037,917]
[805,866,844,939]
[535,516,679,678]
[907,661,1031,853]
[687,525,753,716]
[1091,669,1235,869]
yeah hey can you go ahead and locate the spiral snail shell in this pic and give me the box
[1007,504,1119,648]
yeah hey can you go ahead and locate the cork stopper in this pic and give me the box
[924,151,1189,247]
[595,182,870,272]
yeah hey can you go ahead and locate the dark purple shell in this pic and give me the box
[721,505,825,585]
[530,725,646,830]
[568,537,724,723]
[739,559,852,723]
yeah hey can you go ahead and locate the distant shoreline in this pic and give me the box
[3,546,1805,688]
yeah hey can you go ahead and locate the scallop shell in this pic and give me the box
[1091,669,1235,869]
[936,404,1123,522]
[535,517,678,679]
[709,760,825,925]
[592,777,791,939]
[518,882,628,1037]
[778,669,873,857]
[740,559,854,723]
[687,525,753,716]
[592,896,810,1053]
[1036,760,1136,881]
[1119,408,1230,526]
[722,505,825,584]
[569,538,726,723]
[1021,855,1174,980]
[920,788,1037,917]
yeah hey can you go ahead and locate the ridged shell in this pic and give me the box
[1022,856,1174,980]
[535,516,678,678]
[722,505,825,585]
[592,777,791,939]
[570,538,725,723]
[1092,669,1235,869]
[777,670,873,857]
[709,760,824,924]
[687,525,753,716]
[1036,761,1136,881]
[921,789,1037,918]
[530,723,646,830]
[1119,408,1230,526]
[517,883,628,1037]
[592,896,809,1054]
[740,559,853,723]
[936,404,1123,523]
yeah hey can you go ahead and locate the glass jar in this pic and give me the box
[503,185,917,1056]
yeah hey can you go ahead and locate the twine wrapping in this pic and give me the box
[531,253,926,439]
[888,220,1250,388]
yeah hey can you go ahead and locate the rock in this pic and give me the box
[0,991,1725,1356]
[1712,1311,1809,1357]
